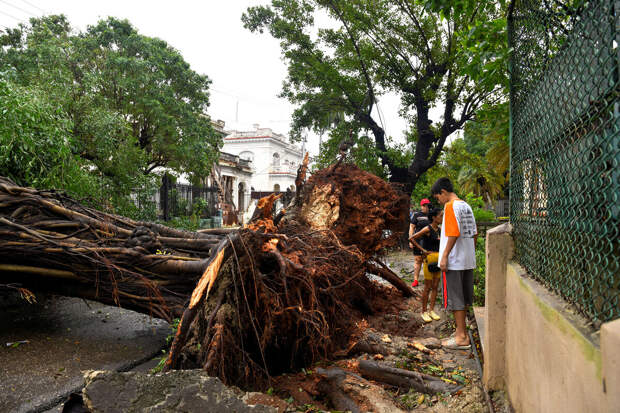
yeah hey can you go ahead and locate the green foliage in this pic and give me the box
[0,74,97,197]
[410,101,509,206]
[191,198,209,218]
[110,175,159,222]
[473,236,486,307]
[464,193,496,222]
[243,0,508,192]
[0,15,220,216]
[313,127,387,177]
[165,216,202,232]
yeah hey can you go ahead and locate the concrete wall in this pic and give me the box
[483,224,620,413]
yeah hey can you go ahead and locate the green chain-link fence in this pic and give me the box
[509,0,620,327]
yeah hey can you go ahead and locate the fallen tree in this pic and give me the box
[0,160,418,392]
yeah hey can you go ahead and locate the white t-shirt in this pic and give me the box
[438,199,477,270]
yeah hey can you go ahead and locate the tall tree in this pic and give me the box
[0,75,96,196]
[0,15,220,188]
[243,0,508,193]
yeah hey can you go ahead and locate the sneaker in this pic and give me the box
[421,312,432,323]
[429,310,441,321]
[411,280,419,288]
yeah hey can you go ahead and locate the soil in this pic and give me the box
[237,249,506,412]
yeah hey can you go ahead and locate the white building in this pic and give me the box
[222,124,305,194]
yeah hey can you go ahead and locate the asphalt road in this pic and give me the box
[0,292,170,413]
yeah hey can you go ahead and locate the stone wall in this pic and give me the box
[482,224,620,413]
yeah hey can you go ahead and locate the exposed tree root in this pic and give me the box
[357,360,463,394]
[1,162,417,395]
[163,163,412,388]
[0,176,223,321]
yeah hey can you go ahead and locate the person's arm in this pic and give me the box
[408,223,415,248]
[440,236,458,271]
[409,226,430,254]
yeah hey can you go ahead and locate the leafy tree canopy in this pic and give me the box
[0,15,220,187]
[243,0,508,193]
[0,75,96,196]
[411,101,509,206]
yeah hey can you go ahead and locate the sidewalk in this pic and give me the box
[0,293,170,413]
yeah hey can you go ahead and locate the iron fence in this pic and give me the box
[509,0,620,326]
[159,178,219,220]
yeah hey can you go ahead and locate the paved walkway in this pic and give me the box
[0,293,169,413]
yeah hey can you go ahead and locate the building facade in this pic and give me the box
[222,124,304,194]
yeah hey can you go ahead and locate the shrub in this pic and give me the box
[473,237,486,307]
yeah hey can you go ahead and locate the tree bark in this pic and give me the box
[358,360,462,394]
[1,162,411,390]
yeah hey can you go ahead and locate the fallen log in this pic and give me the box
[0,177,222,320]
[316,367,406,413]
[366,262,415,297]
[1,161,411,391]
[358,360,462,395]
[162,162,410,388]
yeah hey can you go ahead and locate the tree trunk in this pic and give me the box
[357,360,463,394]
[0,161,411,390]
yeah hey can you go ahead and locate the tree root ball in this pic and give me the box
[289,162,409,257]
[168,164,411,389]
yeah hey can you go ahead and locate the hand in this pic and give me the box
[408,242,413,249]
[422,249,429,256]
[439,256,448,272]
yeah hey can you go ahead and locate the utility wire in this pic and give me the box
[0,9,22,23]
[17,0,45,14]
[376,99,387,135]
[0,0,37,17]
[211,84,286,107]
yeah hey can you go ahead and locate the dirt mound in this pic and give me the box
[165,162,412,389]
[298,163,409,257]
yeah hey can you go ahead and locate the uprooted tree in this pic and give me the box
[0,160,461,398]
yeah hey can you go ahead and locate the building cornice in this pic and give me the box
[224,136,303,156]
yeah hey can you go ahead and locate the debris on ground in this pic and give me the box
[1,163,507,412]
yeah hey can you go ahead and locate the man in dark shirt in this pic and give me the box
[408,198,431,287]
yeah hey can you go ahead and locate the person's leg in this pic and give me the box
[420,280,432,322]
[429,275,440,311]
[412,254,422,286]
[442,270,470,346]
[421,282,431,312]
[428,275,441,320]
[454,269,475,344]
[453,309,470,346]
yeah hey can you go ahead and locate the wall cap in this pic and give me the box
[486,222,513,235]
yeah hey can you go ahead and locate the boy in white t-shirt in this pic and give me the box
[431,177,477,350]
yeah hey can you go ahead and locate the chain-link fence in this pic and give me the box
[509,0,620,326]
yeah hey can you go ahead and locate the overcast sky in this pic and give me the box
[0,0,419,155]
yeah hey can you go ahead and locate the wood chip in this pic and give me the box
[407,341,434,354]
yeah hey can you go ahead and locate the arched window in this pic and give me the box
[239,151,254,162]
[274,184,281,192]
[272,152,280,167]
